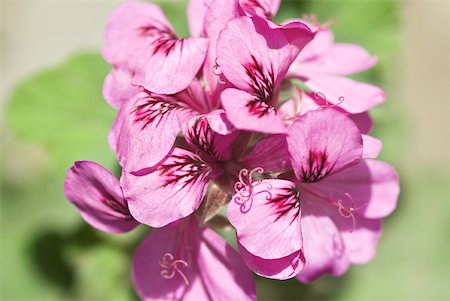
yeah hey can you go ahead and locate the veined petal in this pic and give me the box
[303,160,399,219]
[182,115,237,162]
[304,75,385,114]
[299,43,378,76]
[296,197,349,283]
[242,134,291,172]
[109,91,196,173]
[221,88,286,134]
[123,148,217,227]
[103,1,207,94]
[132,220,206,300]
[64,161,138,234]
[238,242,305,280]
[287,109,363,183]
[103,67,140,110]
[217,16,313,93]
[133,217,256,300]
[228,179,302,259]
[198,227,257,300]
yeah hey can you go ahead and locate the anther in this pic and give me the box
[234,167,272,213]
[159,253,189,286]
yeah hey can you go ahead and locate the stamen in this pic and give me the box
[159,253,189,286]
[302,188,367,233]
[212,58,227,85]
[314,92,345,111]
[234,167,272,213]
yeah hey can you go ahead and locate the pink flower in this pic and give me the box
[102,1,208,95]
[217,15,314,133]
[132,215,256,300]
[288,22,384,114]
[108,82,204,173]
[228,109,399,281]
[122,116,238,227]
[65,1,400,298]
[64,161,139,233]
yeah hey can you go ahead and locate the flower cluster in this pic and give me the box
[64,0,400,300]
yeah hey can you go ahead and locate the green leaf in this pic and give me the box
[6,53,117,176]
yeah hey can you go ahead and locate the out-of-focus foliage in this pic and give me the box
[2,0,449,300]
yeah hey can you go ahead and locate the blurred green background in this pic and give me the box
[1,0,449,300]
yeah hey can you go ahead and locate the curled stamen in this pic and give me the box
[234,167,272,213]
[159,253,189,286]
[314,92,345,111]
[212,58,227,84]
[337,193,368,233]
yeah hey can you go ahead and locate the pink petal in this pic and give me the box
[132,220,208,300]
[304,75,385,114]
[238,242,305,280]
[133,218,256,300]
[242,134,291,172]
[181,115,238,161]
[102,1,207,94]
[222,88,287,134]
[202,0,243,98]
[187,0,214,37]
[132,37,208,94]
[362,134,382,158]
[294,27,334,63]
[64,161,138,234]
[206,109,236,135]
[122,148,216,227]
[304,160,399,219]
[296,197,349,283]
[287,109,363,182]
[109,91,196,173]
[334,216,382,264]
[198,227,257,300]
[103,67,140,110]
[302,190,382,265]
[228,179,302,259]
[299,43,378,76]
[240,0,281,18]
[349,112,373,134]
[102,1,171,66]
[217,16,313,92]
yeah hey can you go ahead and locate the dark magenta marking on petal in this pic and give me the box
[244,55,276,117]
[101,197,132,220]
[159,154,212,189]
[267,187,301,224]
[139,24,183,56]
[186,118,220,160]
[299,150,334,183]
[132,94,184,130]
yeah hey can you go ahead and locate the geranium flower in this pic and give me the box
[122,116,238,227]
[64,161,139,233]
[132,215,256,300]
[228,109,399,280]
[217,15,314,133]
[102,0,208,94]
